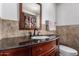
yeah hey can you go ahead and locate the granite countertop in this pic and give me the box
[0,35,59,51]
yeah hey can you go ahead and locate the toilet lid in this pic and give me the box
[59,45,77,54]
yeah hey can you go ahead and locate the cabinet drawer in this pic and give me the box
[32,41,56,56]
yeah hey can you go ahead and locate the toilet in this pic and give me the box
[59,45,78,56]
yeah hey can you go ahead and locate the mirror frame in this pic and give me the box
[19,3,42,30]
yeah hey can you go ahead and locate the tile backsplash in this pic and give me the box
[0,18,28,39]
[0,18,55,39]
[0,18,2,39]
[40,24,56,35]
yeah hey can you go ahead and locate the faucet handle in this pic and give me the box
[28,32,32,39]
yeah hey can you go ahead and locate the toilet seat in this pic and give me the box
[59,45,78,56]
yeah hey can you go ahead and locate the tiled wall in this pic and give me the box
[0,18,30,48]
[0,18,28,39]
[0,18,55,39]
[0,18,2,39]
[40,24,56,35]
[56,25,79,55]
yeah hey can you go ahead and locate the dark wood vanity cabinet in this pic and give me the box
[32,41,57,56]
[0,47,31,56]
[0,40,59,56]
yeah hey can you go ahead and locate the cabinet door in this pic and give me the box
[0,47,31,56]
[48,50,56,56]
[32,41,57,56]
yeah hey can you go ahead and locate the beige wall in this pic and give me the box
[40,24,56,35]
[0,18,28,39]
[0,18,55,40]
[0,18,2,39]
[56,25,79,55]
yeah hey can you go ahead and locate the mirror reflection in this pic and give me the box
[21,3,41,29]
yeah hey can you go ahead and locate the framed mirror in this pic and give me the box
[19,3,42,30]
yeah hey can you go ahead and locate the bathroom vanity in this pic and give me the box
[0,35,59,56]
[0,3,60,56]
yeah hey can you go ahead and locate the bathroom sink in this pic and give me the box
[31,36,50,40]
